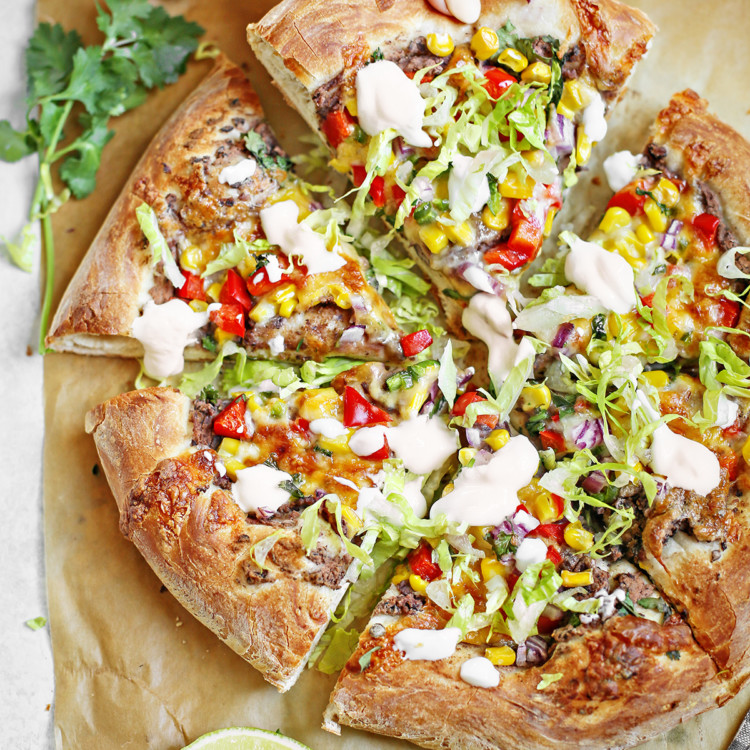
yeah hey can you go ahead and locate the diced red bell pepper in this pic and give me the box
[391,184,407,209]
[246,267,290,297]
[539,429,566,453]
[210,303,245,337]
[483,68,516,100]
[484,244,532,271]
[343,386,392,427]
[408,542,442,582]
[362,436,390,461]
[717,297,741,328]
[219,268,252,311]
[607,185,646,216]
[352,164,367,187]
[551,493,565,518]
[506,570,520,591]
[545,545,563,566]
[484,204,543,270]
[537,613,562,634]
[693,213,720,245]
[290,418,310,437]
[640,292,655,308]
[213,396,249,439]
[719,452,740,481]
[514,503,530,516]
[321,109,355,149]
[451,391,486,416]
[177,271,206,301]
[475,413,499,429]
[369,175,386,207]
[530,522,567,544]
[400,329,433,357]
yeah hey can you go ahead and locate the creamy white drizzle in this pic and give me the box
[260,200,345,275]
[649,424,721,495]
[348,425,388,457]
[131,299,209,379]
[309,418,348,439]
[386,415,459,475]
[514,537,548,573]
[459,656,500,688]
[334,475,359,491]
[232,463,293,515]
[218,157,257,185]
[356,60,431,148]
[264,254,284,283]
[427,0,481,24]
[429,435,539,525]
[564,236,636,315]
[269,333,285,356]
[715,393,739,429]
[463,265,495,294]
[393,627,461,661]
[603,150,639,193]
[579,588,625,625]
[582,92,607,143]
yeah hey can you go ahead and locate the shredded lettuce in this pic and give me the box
[503,560,561,644]
[696,336,750,429]
[135,202,184,288]
[249,530,284,571]
[537,673,563,690]
[315,627,360,674]
[178,342,241,398]
[370,250,431,297]
[202,235,272,277]
[300,357,362,386]
[527,256,568,288]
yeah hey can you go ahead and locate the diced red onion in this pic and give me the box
[457,367,475,389]
[572,419,603,450]
[552,321,575,349]
[515,641,527,666]
[512,509,540,537]
[338,324,365,344]
[581,471,607,495]
[465,427,482,448]
[546,112,574,158]
[394,136,415,159]
[412,176,434,202]
[524,635,548,664]
[418,382,440,415]
[660,219,684,250]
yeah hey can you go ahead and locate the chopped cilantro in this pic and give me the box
[244,130,293,172]
[666,650,681,661]
[370,48,384,63]
[202,335,218,353]
[353,125,368,144]
[358,645,381,671]
[314,445,333,458]
[494,21,519,52]
[526,408,549,435]
[592,313,607,340]
[263,456,279,470]
[493,532,517,557]
[296,338,305,352]
[617,591,638,617]
[198,384,219,404]
[254,253,270,270]
[635,187,672,217]
[279,476,304,500]
[551,392,576,418]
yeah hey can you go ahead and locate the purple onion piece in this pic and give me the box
[512,510,539,537]
[546,112,574,157]
[572,419,604,450]
[552,321,575,349]
[581,470,608,495]
[660,219,684,250]
[393,136,415,159]
[667,219,683,235]
[337,324,365,345]
[465,427,482,448]
[524,635,548,665]
[515,641,527,667]
[494,519,514,537]
[457,367,476,389]
[419,381,440,415]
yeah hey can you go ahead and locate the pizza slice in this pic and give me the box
[248,0,655,330]
[85,353,463,690]
[47,55,408,378]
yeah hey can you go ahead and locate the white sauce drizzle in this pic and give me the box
[218,157,257,185]
[603,150,639,193]
[714,393,739,429]
[131,299,209,379]
[582,92,607,143]
[386,415,459,475]
[356,60,431,148]
[564,236,636,315]
[348,425,388,457]
[232,463,293,515]
[427,0,481,24]
[264,254,284,283]
[429,435,539,525]
[459,656,500,688]
[260,200,345,275]
[333,475,359,491]
[649,424,721,495]
[463,265,495,294]
[393,627,461,661]
[309,418,349,439]
[514,537,548,573]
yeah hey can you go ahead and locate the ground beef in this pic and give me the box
[392,37,451,76]
[532,38,554,59]
[191,399,221,448]
[312,73,344,118]
[641,142,676,178]
[304,545,352,588]
[215,474,232,491]
[149,273,173,304]
[561,43,585,79]
[242,559,276,585]
[373,580,426,616]
[696,181,738,252]
[615,572,656,603]
[254,496,316,528]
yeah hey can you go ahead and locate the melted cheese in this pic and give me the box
[393,627,461,661]
[649,424,721,495]
[260,200,345,275]
[356,60,431,148]
[429,435,539,524]
[564,236,636,315]
[459,656,500,688]
[582,92,607,143]
[603,150,639,193]
[131,299,209,379]
[218,157,257,185]
[232,463,292,515]
[386,415,459,475]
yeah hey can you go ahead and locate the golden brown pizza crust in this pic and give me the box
[325,613,723,750]
[86,386,358,691]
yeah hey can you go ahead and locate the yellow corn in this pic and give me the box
[635,223,655,245]
[576,129,592,165]
[188,300,208,313]
[392,564,410,585]
[218,437,241,456]
[471,27,500,60]
[344,96,358,117]
[564,521,594,551]
[299,388,340,421]
[317,433,351,455]
[485,429,510,452]
[426,32,454,57]
[419,224,449,254]
[485,646,516,666]
[268,186,311,218]
[561,570,594,587]
[653,178,680,208]
[267,283,296,304]
[442,220,474,247]
[180,245,204,273]
[409,574,429,595]
[206,282,222,302]
[249,300,275,323]
[527,490,560,524]
[223,458,246,482]
[557,80,585,119]
[459,447,477,466]
[644,198,668,233]
[245,392,262,412]
[407,388,429,415]
[278,299,297,318]
[521,61,552,85]
[742,436,750,464]
[499,169,534,199]
[522,149,547,169]
[480,558,505,581]
[643,370,670,389]
[215,328,236,347]
[598,206,632,234]
[496,47,527,72]
[482,201,511,231]
[521,383,552,412]
[611,232,645,270]
[341,506,363,536]
[543,207,557,237]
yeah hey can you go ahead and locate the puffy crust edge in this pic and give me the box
[85,387,353,691]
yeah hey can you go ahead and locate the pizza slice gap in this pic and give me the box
[86,352,465,691]
[46,55,409,379]
[248,0,655,332]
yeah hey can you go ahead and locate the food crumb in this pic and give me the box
[176,618,183,627]
[26,346,33,357]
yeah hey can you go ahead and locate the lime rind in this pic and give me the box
[181,726,311,750]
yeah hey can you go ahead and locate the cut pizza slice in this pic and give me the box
[248,0,655,330]
[47,55,408,378]
[86,354,463,690]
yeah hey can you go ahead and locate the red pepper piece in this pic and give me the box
[452,391,486,416]
[408,542,442,581]
[484,204,543,270]
[483,243,531,271]
[352,164,367,187]
[483,68,516,100]
[719,452,740,481]
[362,436,390,461]
[640,292,655,308]
[545,545,563,566]
[514,503,530,516]
[607,185,646,216]
[530,522,567,544]
[693,213,720,245]
[539,429,566,453]
[507,570,520,591]
[343,386,392,427]
[246,267,290,297]
[219,268,252,311]
[210,303,245,337]
[321,109,355,149]
[536,613,561,634]
[213,396,249,439]
[369,175,386,207]
[475,414,499,429]
[551,493,565,518]
[177,270,206,301]
[717,297,740,328]
[400,329,433,357]
[391,184,407,208]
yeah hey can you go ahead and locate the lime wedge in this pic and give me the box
[181,727,311,750]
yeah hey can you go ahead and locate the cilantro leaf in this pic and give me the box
[0,120,34,162]
[59,115,114,198]
[26,23,82,101]
[358,645,381,671]
[245,130,293,172]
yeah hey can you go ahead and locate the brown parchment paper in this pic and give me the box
[42,1,750,748]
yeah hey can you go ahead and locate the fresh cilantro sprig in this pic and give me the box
[0,0,203,352]
[244,131,293,172]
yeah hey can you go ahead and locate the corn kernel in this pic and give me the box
[426,32,454,57]
[480,558,505,581]
[527,490,560,524]
[521,383,552,412]
[206,282,222,302]
[561,569,594,587]
[419,224,449,254]
[741,436,750,464]
[299,388,340,421]
[499,169,534,199]
[543,207,557,237]
[407,388,429,415]
[644,198,668,233]
[249,300,275,323]
[267,283,296,304]
[459,447,477,466]
[564,521,594,551]
[496,47,527,72]
[344,96,358,117]
[341,506,362,536]
[485,646,515,666]
[485,429,510,452]
[598,206,632,234]
[635,223,655,245]
[317,433,352,454]
[471,27,500,60]
[218,437,241,456]
[409,574,429,595]
[245,392,262,412]
[643,370,670,389]
[223,458,246,481]
[653,178,680,208]
[188,300,208,313]
[392,564,409,585]
[180,245,204,273]
[632,461,644,472]
[558,80,585,118]
[278,299,297,318]
[576,129,592,165]
[442,220,474,247]
[482,201,511,231]
[215,328,236,347]
[521,61,552,85]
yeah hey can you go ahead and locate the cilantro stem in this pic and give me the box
[38,212,55,354]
